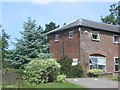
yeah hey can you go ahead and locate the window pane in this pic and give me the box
[89,58,92,63]
[69,31,74,38]
[114,36,119,43]
[90,64,97,69]
[92,34,98,39]
[98,65,105,71]
[115,58,119,64]
[55,34,59,41]
[115,65,119,71]
[92,31,99,40]
[97,57,106,65]
[90,57,98,64]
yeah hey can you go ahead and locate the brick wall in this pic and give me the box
[49,27,80,60]
[80,27,119,73]
[49,26,119,73]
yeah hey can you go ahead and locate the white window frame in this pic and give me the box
[69,31,74,39]
[89,56,106,72]
[114,57,119,72]
[54,34,59,42]
[113,35,120,44]
[91,31,100,41]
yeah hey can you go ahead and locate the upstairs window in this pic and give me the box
[54,34,59,42]
[69,31,74,39]
[91,31,100,41]
[114,57,120,72]
[113,35,120,44]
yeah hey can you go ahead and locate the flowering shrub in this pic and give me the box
[22,58,61,84]
[56,74,66,83]
[88,69,103,77]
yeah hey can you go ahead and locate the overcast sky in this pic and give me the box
[1,1,119,49]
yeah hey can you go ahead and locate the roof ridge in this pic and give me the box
[81,18,119,27]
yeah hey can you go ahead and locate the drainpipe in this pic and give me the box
[79,27,81,63]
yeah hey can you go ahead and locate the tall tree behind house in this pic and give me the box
[101,2,120,25]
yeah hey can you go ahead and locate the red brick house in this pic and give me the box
[47,19,120,75]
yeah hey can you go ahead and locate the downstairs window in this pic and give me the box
[89,56,106,72]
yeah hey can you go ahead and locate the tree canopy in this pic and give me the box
[44,22,59,33]
[9,17,50,68]
[101,3,120,25]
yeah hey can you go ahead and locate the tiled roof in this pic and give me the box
[47,19,120,34]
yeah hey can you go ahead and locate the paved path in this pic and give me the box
[66,78,119,89]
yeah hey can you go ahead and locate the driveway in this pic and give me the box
[66,78,119,89]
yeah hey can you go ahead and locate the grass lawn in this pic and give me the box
[3,82,86,89]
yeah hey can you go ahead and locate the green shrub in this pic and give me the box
[22,58,61,84]
[58,56,83,78]
[56,74,66,83]
[70,64,83,78]
[58,56,72,76]
[88,69,103,77]
[112,76,120,81]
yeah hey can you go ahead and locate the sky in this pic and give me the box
[1,1,119,49]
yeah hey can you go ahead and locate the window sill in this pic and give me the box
[69,37,74,39]
[55,40,59,43]
[113,42,120,44]
[91,38,100,42]
[114,71,120,73]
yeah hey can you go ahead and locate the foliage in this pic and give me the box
[58,56,83,78]
[0,30,11,68]
[22,58,61,84]
[43,22,60,44]
[56,74,66,83]
[0,30,10,59]
[44,22,59,33]
[101,3,120,25]
[112,76,120,81]
[58,56,72,77]
[87,69,103,77]
[71,64,83,78]
[9,17,50,68]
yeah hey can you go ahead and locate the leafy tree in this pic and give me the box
[101,3,120,25]
[10,17,50,68]
[44,22,59,33]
